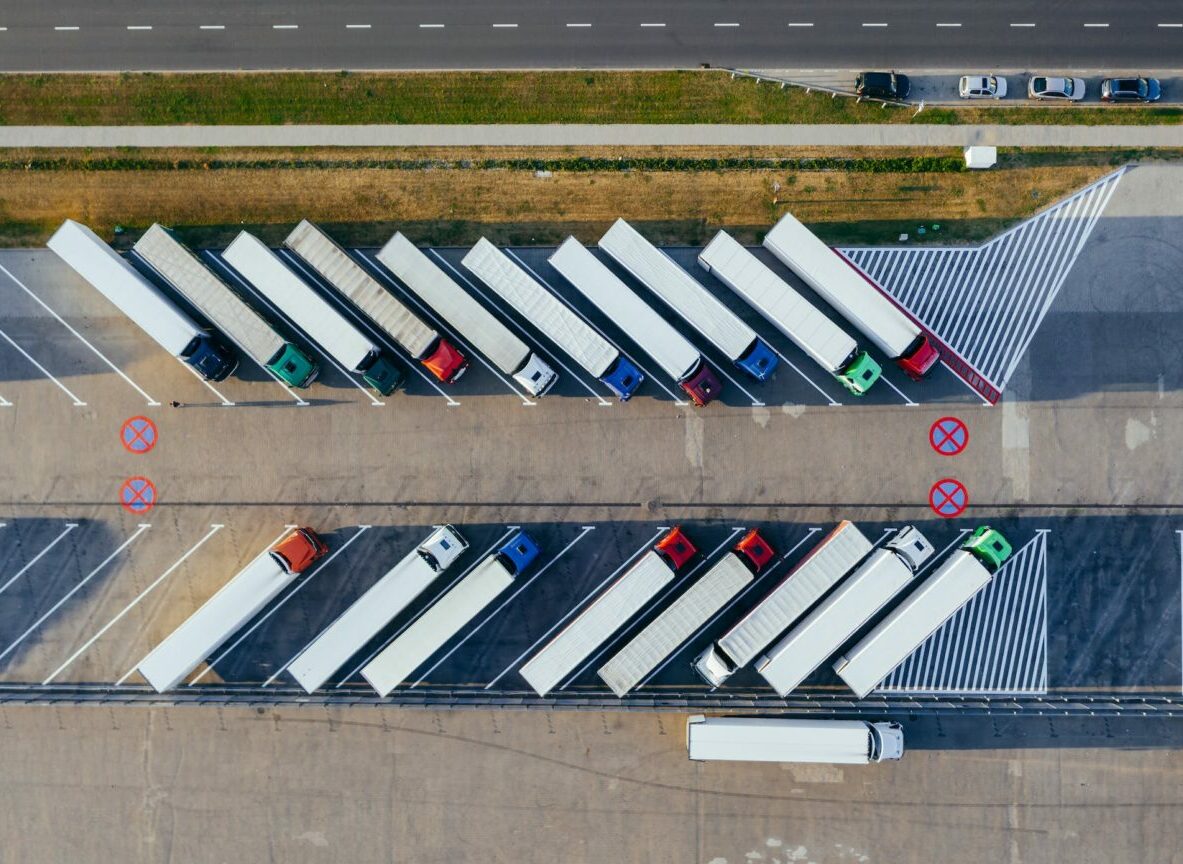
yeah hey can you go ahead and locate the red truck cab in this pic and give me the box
[270,527,329,574]
[655,526,698,571]
[421,337,469,383]
[733,529,775,573]
[897,335,940,380]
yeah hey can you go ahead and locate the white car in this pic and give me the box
[959,75,1008,99]
[1027,76,1086,101]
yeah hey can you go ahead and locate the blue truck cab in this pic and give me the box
[497,530,542,576]
[600,355,645,401]
[183,334,239,381]
[735,337,779,381]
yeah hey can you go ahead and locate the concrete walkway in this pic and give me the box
[1,124,1181,148]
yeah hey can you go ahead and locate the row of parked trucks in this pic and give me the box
[46,212,939,405]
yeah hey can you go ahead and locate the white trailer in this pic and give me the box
[697,230,881,395]
[548,237,723,406]
[375,232,557,396]
[599,219,778,380]
[222,231,403,395]
[288,526,469,693]
[755,527,934,697]
[834,528,1013,698]
[762,212,938,379]
[133,224,318,388]
[687,716,904,764]
[283,220,468,384]
[694,521,873,688]
[461,238,643,400]
[598,552,754,697]
[48,220,237,381]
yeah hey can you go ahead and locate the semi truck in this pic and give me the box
[288,525,469,693]
[697,229,881,396]
[222,232,405,395]
[834,527,1013,698]
[283,220,469,384]
[520,526,698,697]
[461,238,644,400]
[548,237,723,406]
[137,528,328,692]
[755,526,934,698]
[687,716,905,764]
[361,530,542,696]
[375,233,557,397]
[762,211,940,380]
[133,224,319,388]
[47,220,237,381]
[693,521,873,688]
[597,529,774,697]
[599,219,779,381]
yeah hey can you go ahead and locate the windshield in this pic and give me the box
[1137,80,1149,96]
[1032,77,1046,91]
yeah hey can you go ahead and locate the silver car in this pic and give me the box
[959,75,1008,99]
[1027,76,1086,101]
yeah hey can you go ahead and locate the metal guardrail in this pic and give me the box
[721,67,926,116]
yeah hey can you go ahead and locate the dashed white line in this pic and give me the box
[127,25,152,31]
[54,26,79,31]
[492,23,518,28]
[1159,23,1183,28]
[199,25,225,30]
[862,22,888,27]
[640,23,666,28]
[936,22,962,28]
[272,24,298,30]
[1010,22,1036,27]
[714,22,740,28]
[1083,22,1109,28]
[787,22,814,28]
[346,24,372,29]
[419,23,445,28]
[566,22,592,28]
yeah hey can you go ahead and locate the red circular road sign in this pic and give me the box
[120,416,158,454]
[929,478,968,518]
[120,476,157,514]
[929,416,968,456]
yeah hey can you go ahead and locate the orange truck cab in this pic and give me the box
[270,527,329,574]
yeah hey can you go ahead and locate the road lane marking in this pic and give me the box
[1010,22,1036,27]
[272,24,298,30]
[0,523,79,597]
[54,26,79,31]
[199,25,225,30]
[178,359,234,406]
[566,23,592,28]
[1159,23,1183,28]
[862,22,888,27]
[0,324,86,406]
[0,524,149,665]
[412,526,595,689]
[0,262,160,405]
[640,23,666,28]
[346,24,372,29]
[127,25,152,31]
[714,22,740,28]
[43,524,225,685]
[1083,23,1109,28]
[935,23,962,28]
[787,23,814,28]
[492,23,518,28]
[419,24,445,29]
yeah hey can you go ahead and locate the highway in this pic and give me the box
[0,1,1181,71]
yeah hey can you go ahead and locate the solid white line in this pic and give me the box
[200,525,371,687]
[127,25,152,30]
[43,524,225,684]
[1010,22,1036,27]
[0,524,149,664]
[0,324,86,406]
[640,23,665,28]
[412,526,595,689]
[199,25,225,30]
[178,359,235,406]
[714,22,740,28]
[0,262,160,404]
[54,26,79,31]
[335,528,518,688]
[862,22,888,27]
[484,528,663,690]
[0,523,79,596]
[419,23,445,28]
[346,24,372,29]
[935,22,962,28]
[492,23,518,28]
[880,372,917,406]
[1083,22,1109,27]
[272,24,298,30]
[787,23,814,28]
[757,337,839,406]
[1159,23,1183,28]
[566,23,592,28]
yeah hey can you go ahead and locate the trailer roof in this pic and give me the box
[687,716,873,764]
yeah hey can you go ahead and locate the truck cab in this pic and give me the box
[735,338,780,381]
[421,337,469,384]
[681,361,724,406]
[885,526,935,572]
[269,343,320,388]
[869,721,905,761]
[417,525,469,572]
[359,351,407,396]
[514,354,559,397]
[963,526,1012,572]
[655,526,698,571]
[497,530,542,576]
[838,351,882,396]
[897,335,940,380]
[692,645,736,688]
[269,527,329,574]
[600,355,644,401]
[735,529,776,573]
[184,334,239,382]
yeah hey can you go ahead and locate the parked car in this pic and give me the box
[959,75,1008,99]
[855,71,911,101]
[1101,77,1162,103]
[1027,76,1086,101]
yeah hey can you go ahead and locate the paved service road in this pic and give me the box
[1,1,1182,70]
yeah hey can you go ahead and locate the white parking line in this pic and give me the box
[204,251,384,407]
[419,23,445,29]
[935,22,962,28]
[640,23,665,28]
[54,26,79,31]
[277,249,458,407]
[1010,22,1036,27]
[558,527,745,691]
[862,22,888,27]
[880,372,918,406]
[334,527,519,688]
[272,24,298,30]
[346,24,372,29]
[492,23,518,28]
[753,335,840,406]
[566,23,592,28]
[199,25,225,30]
[787,22,814,28]
[196,525,372,687]
[714,22,740,28]
[1160,23,1183,28]
[178,360,235,406]
[486,527,665,690]
[0,522,79,596]
[0,262,160,405]
[42,524,225,684]
[0,524,149,665]
[1083,22,1109,28]
[412,526,595,689]
[0,324,86,406]
[127,25,152,31]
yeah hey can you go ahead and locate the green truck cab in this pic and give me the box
[268,342,320,388]
[963,526,1012,573]
[837,351,883,396]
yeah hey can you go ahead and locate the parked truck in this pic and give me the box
[762,212,940,379]
[288,525,469,693]
[693,521,873,688]
[375,233,557,397]
[133,223,319,388]
[834,527,1013,698]
[598,529,774,697]
[222,232,405,395]
[698,229,881,395]
[461,238,644,400]
[137,528,328,692]
[599,219,779,381]
[47,219,237,381]
[283,220,469,384]
[755,526,934,697]
[687,716,905,764]
[520,526,698,697]
[361,530,542,696]
[548,237,723,406]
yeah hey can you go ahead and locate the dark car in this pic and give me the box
[855,71,911,101]
[1101,77,1162,103]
